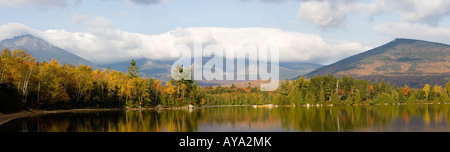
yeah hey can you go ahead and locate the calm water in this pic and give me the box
[1,104,450,132]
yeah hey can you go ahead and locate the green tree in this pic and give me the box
[441,88,449,103]
[354,89,362,104]
[330,92,340,105]
[377,92,394,104]
[305,93,315,104]
[391,89,400,103]
[319,88,326,104]
[407,93,417,103]
[128,59,139,78]
[446,81,450,95]
[345,94,353,105]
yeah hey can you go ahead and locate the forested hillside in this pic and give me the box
[304,38,450,88]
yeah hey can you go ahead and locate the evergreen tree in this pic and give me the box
[380,79,387,93]
[379,92,394,104]
[296,90,304,105]
[441,88,449,103]
[305,93,315,104]
[345,94,353,105]
[128,59,139,78]
[407,93,417,103]
[391,89,400,103]
[319,88,326,104]
[330,92,340,105]
[446,81,450,95]
[354,89,362,104]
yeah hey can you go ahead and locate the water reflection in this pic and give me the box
[1,104,449,132]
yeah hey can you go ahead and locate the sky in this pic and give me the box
[1,0,450,65]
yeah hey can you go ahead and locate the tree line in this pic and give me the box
[208,75,450,105]
[1,48,449,113]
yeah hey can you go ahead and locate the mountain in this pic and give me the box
[278,62,323,80]
[303,38,450,88]
[101,58,174,82]
[0,35,94,66]
[102,58,322,86]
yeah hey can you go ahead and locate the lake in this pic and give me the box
[1,104,449,132]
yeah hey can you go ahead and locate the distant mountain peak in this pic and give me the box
[7,34,43,43]
[393,38,417,41]
[389,38,449,46]
[301,38,450,88]
[13,34,35,38]
[0,34,95,67]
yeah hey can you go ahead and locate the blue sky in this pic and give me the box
[0,0,304,33]
[1,0,450,64]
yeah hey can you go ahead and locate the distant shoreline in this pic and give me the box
[0,108,120,126]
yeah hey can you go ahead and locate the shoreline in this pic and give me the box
[0,108,120,126]
[1,102,447,126]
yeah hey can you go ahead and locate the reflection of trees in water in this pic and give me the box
[198,107,275,127]
[13,110,202,132]
[6,104,450,132]
[107,110,203,132]
[272,104,450,131]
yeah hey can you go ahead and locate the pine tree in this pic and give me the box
[407,93,417,103]
[305,93,315,104]
[319,88,326,104]
[288,87,299,105]
[446,81,450,95]
[128,59,139,78]
[330,92,340,105]
[391,89,400,103]
[296,90,304,105]
[377,93,393,104]
[345,94,353,105]
[441,88,449,103]
[354,89,362,104]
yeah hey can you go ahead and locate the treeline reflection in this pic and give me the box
[3,104,450,132]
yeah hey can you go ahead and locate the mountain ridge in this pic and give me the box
[0,34,95,67]
[101,57,323,86]
[301,38,450,88]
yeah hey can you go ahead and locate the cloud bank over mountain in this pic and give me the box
[0,22,370,65]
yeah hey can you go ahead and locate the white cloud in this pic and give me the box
[0,23,41,40]
[0,0,80,8]
[0,22,369,65]
[365,0,450,26]
[391,0,450,25]
[363,0,390,19]
[297,0,360,29]
[297,0,450,28]
[373,22,450,44]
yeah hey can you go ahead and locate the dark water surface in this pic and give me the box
[1,104,449,132]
